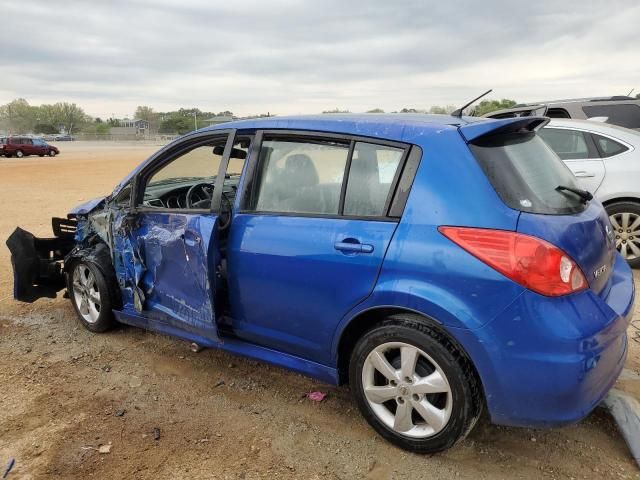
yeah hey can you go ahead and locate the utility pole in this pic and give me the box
[194,111,198,130]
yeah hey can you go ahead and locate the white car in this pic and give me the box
[539,119,640,266]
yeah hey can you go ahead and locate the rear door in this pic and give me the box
[538,126,605,193]
[21,138,35,156]
[226,131,411,364]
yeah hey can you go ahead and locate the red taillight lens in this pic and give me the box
[438,226,587,296]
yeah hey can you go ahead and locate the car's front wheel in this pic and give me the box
[68,259,116,332]
[349,316,482,453]
[606,201,640,268]
[48,150,56,157]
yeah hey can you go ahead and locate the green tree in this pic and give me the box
[366,108,385,113]
[428,105,457,114]
[636,93,640,99]
[472,99,517,117]
[33,123,58,134]
[322,108,350,114]
[159,114,196,135]
[0,98,37,133]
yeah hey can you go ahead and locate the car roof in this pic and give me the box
[200,113,482,136]
[516,96,638,107]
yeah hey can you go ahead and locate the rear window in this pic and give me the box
[582,104,640,129]
[470,132,587,215]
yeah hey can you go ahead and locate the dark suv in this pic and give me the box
[483,96,640,130]
[0,137,59,158]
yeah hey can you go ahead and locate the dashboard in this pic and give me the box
[142,176,241,210]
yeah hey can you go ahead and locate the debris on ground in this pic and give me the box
[306,391,327,402]
[190,342,204,353]
[98,444,112,454]
[3,458,15,479]
[603,388,640,468]
[81,443,112,454]
[115,409,126,417]
[153,428,161,441]
[214,380,225,388]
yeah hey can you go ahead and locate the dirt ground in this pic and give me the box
[1,142,640,479]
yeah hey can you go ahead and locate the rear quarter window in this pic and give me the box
[470,132,587,215]
[592,134,629,158]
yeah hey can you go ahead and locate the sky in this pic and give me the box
[0,0,639,119]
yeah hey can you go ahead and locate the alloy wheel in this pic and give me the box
[610,212,640,260]
[72,264,102,324]
[361,342,452,438]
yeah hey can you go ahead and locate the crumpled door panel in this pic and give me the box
[112,210,218,335]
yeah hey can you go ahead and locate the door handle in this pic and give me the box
[334,240,374,254]
[574,171,596,178]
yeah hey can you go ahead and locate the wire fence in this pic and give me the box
[70,133,180,142]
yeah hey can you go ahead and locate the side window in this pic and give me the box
[22,138,33,145]
[141,139,226,209]
[252,139,349,215]
[343,142,404,216]
[546,108,570,119]
[582,104,640,129]
[593,134,629,158]
[538,128,593,160]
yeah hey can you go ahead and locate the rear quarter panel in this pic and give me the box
[334,125,525,351]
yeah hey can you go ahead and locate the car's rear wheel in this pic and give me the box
[48,150,56,157]
[606,201,640,268]
[15,150,24,158]
[349,315,482,453]
[68,259,116,332]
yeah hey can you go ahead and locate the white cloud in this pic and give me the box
[0,0,638,117]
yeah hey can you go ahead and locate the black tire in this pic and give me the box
[48,150,56,157]
[605,201,640,268]
[15,150,24,158]
[67,257,116,332]
[349,315,482,453]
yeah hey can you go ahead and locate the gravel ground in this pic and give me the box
[1,142,639,479]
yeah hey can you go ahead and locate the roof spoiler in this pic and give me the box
[458,116,549,143]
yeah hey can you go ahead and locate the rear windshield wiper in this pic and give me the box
[555,185,593,204]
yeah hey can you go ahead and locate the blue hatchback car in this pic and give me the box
[6,114,635,453]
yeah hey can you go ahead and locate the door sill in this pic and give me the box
[113,309,339,385]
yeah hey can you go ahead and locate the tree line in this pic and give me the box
[7,96,596,136]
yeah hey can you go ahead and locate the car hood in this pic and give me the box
[68,196,107,215]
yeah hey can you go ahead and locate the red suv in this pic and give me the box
[0,137,59,158]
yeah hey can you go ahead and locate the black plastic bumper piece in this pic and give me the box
[5,220,76,302]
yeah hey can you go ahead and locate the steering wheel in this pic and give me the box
[218,193,232,231]
[186,182,214,209]
[186,182,233,231]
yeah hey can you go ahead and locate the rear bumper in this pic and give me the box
[452,253,634,427]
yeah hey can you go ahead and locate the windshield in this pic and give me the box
[470,132,587,215]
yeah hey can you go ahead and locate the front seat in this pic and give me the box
[281,154,322,213]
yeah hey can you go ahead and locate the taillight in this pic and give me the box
[438,226,587,296]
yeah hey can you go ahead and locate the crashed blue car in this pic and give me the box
[6,114,634,453]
